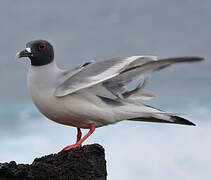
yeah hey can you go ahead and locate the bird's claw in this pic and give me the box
[61,143,81,152]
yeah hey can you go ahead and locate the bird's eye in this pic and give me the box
[38,43,47,51]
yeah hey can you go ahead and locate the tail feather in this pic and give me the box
[128,116,196,126]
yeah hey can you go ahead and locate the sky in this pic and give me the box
[0,0,210,179]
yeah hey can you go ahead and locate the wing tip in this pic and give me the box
[169,56,205,63]
[171,116,196,126]
[188,56,205,62]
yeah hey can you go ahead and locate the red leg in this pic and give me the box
[61,124,96,152]
[76,127,82,143]
[76,124,95,145]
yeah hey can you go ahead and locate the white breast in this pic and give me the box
[27,62,118,128]
[27,62,69,122]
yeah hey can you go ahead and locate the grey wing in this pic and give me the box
[99,56,156,97]
[61,60,96,78]
[101,56,204,99]
[55,56,203,98]
[118,56,204,78]
[55,56,152,97]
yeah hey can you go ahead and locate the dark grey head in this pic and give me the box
[16,40,54,66]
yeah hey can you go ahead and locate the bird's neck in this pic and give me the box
[28,61,62,87]
[30,61,60,73]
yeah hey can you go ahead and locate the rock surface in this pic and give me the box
[0,144,107,180]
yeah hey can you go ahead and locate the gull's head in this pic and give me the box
[16,40,54,66]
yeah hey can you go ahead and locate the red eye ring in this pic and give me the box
[38,42,47,51]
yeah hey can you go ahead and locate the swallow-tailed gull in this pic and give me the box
[16,40,204,151]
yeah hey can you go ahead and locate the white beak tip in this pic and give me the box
[16,52,21,59]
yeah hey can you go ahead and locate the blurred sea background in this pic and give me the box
[0,1,210,179]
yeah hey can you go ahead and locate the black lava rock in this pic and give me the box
[0,144,107,180]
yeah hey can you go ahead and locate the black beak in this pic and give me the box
[16,49,32,58]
